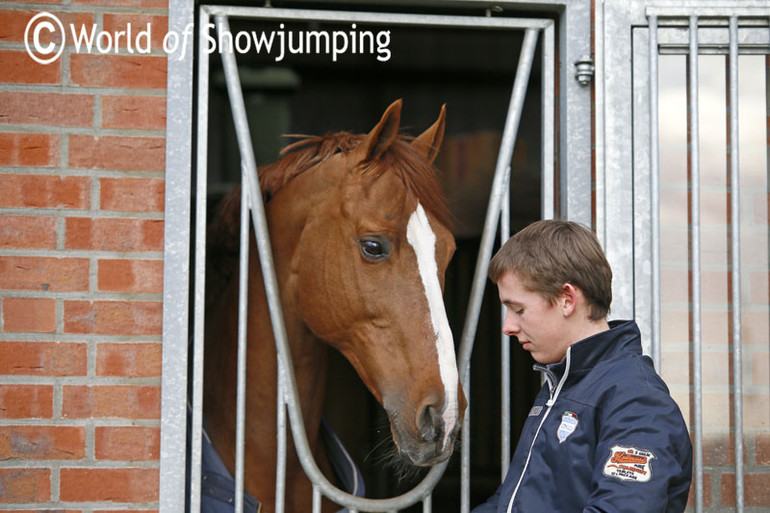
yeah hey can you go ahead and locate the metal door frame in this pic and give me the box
[160,1,592,512]
[597,1,770,511]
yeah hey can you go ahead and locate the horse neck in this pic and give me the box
[254,194,331,447]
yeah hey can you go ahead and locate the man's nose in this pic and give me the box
[502,312,519,336]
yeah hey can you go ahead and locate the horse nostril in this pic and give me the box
[417,403,443,444]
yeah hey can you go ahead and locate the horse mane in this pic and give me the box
[206,131,451,309]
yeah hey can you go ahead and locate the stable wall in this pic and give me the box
[0,1,167,510]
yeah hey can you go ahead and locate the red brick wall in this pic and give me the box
[0,2,167,510]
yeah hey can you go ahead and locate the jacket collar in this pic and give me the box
[535,319,642,381]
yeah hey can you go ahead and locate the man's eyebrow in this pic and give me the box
[502,299,523,307]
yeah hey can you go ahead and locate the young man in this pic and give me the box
[473,220,692,513]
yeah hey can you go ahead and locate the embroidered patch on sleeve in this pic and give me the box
[603,445,655,482]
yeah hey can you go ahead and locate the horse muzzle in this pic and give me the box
[390,402,462,467]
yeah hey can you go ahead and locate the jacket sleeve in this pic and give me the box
[584,366,693,513]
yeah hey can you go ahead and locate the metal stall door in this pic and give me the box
[160,2,593,512]
[599,1,770,511]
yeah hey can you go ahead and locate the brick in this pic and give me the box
[98,259,163,293]
[95,426,159,460]
[0,425,85,459]
[62,385,160,419]
[743,310,770,346]
[72,0,166,6]
[0,92,93,127]
[69,135,165,172]
[102,14,167,50]
[70,54,166,89]
[0,50,60,85]
[0,133,60,166]
[743,393,769,430]
[0,256,89,292]
[687,472,712,508]
[0,341,87,376]
[0,174,89,209]
[65,217,164,252]
[749,271,768,304]
[100,177,165,212]
[102,95,166,130]
[0,11,93,44]
[757,433,770,465]
[64,300,162,335]
[94,511,157,513]
[60,467,158,502]
[97,342,161,377]
[0,385,53,419]
[722,473,770,506]
[753,351,769,387]
[2,297,56,333]
[702,433,747,466]
[0,215,57,249]
[0,468,50,503]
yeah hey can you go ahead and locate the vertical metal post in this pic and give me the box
[541,22,555,221]
[458,28,539,513]
[276,363,287,513]
[648,15,662,373]
[728,15,744,513]
[688,15,704,513]
[423,493,432,512]
[500,168,511,479]
[188,9,212,513]
[235,166,251,513]
[312,485,322,513]
[159,0,194,510]
[460,364,470,513]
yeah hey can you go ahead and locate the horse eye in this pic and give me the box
[359,237,390,261]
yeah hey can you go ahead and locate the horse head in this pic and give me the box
[264,99,467,467]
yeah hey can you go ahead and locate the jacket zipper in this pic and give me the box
[505,347,572,513]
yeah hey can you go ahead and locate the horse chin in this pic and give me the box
[400,443,454,467]
[391,422,460,467]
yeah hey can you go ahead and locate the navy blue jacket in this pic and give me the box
[473,320,692,513]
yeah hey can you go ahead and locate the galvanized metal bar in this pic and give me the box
[541,22,555,221]
[275,362,287,513]
[688,15,704,513]
[204,5,552,30]
[235,165,251,513]
[459,28,538,512]
[188,9,212,513]
[216,13,450,511]
[500,167,511,479]
[558,1,593,227]
[728,15,745,513]
[159,0,194,510]
[423,493,432,512]
[457,26,539,387]
[460,363,470,513]
[649,15,662,373]
[312,485,321,513]
[648,5,770,18]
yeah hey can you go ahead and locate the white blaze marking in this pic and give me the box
[406,203,458,449]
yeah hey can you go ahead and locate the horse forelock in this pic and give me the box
[262,132,452,230]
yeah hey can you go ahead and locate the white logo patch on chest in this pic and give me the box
[556,410,578,443]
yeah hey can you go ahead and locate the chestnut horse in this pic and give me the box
[203,99,466,512]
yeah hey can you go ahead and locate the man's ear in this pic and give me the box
[561,283,579,317]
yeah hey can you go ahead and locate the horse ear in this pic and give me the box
[411,103,446,165]
[357,99,402,163]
